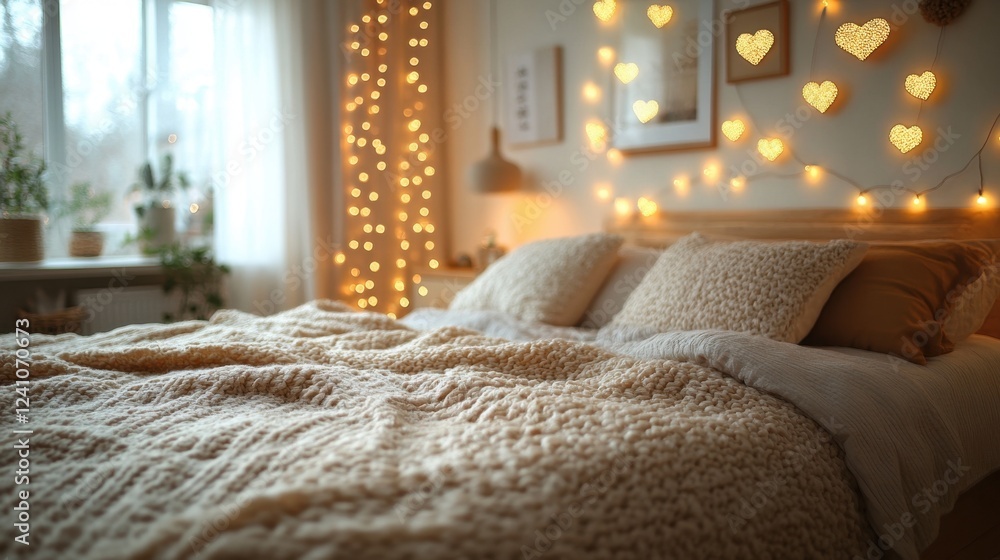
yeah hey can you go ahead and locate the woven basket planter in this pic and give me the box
[17,306,85,335]
[0,216,44,262]
[69,230,105,258]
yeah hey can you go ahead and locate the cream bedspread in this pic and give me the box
[0,301,873,559]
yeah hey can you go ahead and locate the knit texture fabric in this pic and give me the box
[0,300,868,559]
[613,234,868,343]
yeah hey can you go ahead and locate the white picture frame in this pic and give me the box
[612,0,716,153]
[504,46,563,146]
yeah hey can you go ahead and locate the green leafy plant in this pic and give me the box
[57,182,112,231]
[131,153,190,219]
[158,244,230,322]
[0,112,48,216]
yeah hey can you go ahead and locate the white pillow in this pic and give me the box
[578,246,662,329]
[612,233,869,343]
[450,233,624,326]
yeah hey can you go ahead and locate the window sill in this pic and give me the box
[0,255,162,282]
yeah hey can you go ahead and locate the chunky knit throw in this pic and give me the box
[0,301,869,559]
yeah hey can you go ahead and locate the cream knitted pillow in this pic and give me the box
[612,233,869,343]
[450,233,624,326]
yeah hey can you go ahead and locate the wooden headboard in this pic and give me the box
[607,208,1000,247]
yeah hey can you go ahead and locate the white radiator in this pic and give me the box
[77,286,173,335]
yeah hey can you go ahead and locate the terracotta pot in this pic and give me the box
[70,230,105,257]
[0,215,44,262]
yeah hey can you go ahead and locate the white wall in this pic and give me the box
[441,0,1000,260]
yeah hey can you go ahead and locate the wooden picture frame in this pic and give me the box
[725,0,789,83]
[612,0,716,153]
[504,46,563,147]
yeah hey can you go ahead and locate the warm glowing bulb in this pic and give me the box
[637,197,658,217]
[586,122,608,150]
[418,286,429,296]
[614,197,631,217]
[428,259,439,269]
[703,165,719,179]
[394,280,405,291]
[370,262,381,272]
[595,185,612,201]
[912,195,922,206]
[977,194,988,206]
[425,224,435,233]
[334,252,346,264]
[583,82,600,102]
[607,148,623,165]
[408,119,421,131]
[857,194,868,207]
[597,47,615,65]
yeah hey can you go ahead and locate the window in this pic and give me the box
[0,0,215,256]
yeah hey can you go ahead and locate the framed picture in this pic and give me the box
[504,46,563,146]
[725,0,789,83]
[612,0,716,153]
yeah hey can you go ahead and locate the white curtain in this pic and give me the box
[212,0,316,315]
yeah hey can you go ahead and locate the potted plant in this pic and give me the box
[158,244,230,322]
[130,154,189,254]
[0,112,48,262]
[58,182,112,257]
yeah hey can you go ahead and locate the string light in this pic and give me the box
[597,47,615,65]
[637,197,658,217]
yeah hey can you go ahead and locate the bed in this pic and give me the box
[1,208,998,560]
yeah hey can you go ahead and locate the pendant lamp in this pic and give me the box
[469,0,522,193]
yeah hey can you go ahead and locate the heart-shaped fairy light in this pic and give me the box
[735,30,775,65]
[757,138,784,161]
[647,5,673,28]
[802,81,839,113]
[593,0,616,22]
[586,122,608,150]
[614,62,639,84]
[889,124,922,153]
[632,100,659,124]
[835,18,890,61]
[904,71,937,100]
[721,119,746,142]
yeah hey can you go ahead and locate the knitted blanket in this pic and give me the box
[0,301,869,559]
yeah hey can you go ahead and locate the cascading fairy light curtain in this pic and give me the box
[339,0,445,319]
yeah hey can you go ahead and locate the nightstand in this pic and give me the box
[411,267,478,309]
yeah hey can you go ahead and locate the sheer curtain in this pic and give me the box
[212,0,340,314]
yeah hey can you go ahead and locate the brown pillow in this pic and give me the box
[803,242,991,364]
[979,298,1000,339]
